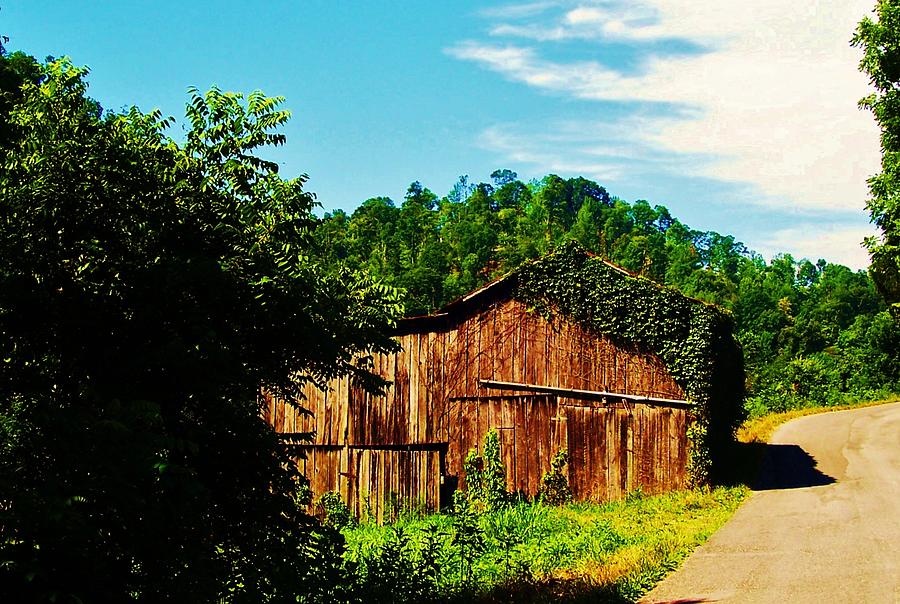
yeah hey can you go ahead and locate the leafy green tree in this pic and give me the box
[315,208,351,262]
[0,49,40,146]
[839,311,900,390]
[490,168,518,188]
[347,196,401,276]
[568,176,611,213]
[568,194,604,252]
[441,183,499,295]
[0,58,401,602]
[533,174,572,235]
[492,173,530,211]
[396,182,446,314]
[854,0,900,315]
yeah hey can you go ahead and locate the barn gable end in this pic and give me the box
[266,245,743,521]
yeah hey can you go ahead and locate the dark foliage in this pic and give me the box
[538,450,572,506]
[0,56,402,602]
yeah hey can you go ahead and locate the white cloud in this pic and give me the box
[475,118,703,178]
[565,7,606,25]
[478,123,628,180]
[479,1,557,19]
[448,0,882,214]
[756,225,876,271]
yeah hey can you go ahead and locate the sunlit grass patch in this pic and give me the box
[341,486,747,603]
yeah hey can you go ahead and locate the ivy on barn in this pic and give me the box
[513,241,745,484]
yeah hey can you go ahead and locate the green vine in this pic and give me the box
[513,242,745,484]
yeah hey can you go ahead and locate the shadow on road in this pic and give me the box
[720,442,836,490]
[753,443,835,490]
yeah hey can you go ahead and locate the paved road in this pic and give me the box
[642,402,900,604]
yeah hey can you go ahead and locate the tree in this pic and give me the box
[490,168,517,188]
[0,58,402,602]
[347,196,401,276]
[854,1,900,316]
[0,49,41,146]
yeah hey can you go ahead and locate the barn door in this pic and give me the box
[447,394,557,498]
[565,405,632,502]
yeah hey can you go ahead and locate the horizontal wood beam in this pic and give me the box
[478,379,693,408]
[291,442,450,452]
[346,443,449,452]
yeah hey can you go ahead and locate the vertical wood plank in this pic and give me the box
[411,334,421,443]
[527,397,540,495]
[626,409,634,494]
[500,398,517,492]
[619,409,629,497]
[514,396,528,493]
[419,332,431,443]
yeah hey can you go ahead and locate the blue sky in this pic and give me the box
[4,0,881,269]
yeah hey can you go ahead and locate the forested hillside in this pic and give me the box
[315,171,900,416]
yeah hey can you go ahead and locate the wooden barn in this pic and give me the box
[265,245,743,521]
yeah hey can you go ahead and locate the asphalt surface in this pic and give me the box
[642,401,900,604]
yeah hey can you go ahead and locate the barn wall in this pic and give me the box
[297,445,444,524]
[267,297,690,514]
[447,395,559,496]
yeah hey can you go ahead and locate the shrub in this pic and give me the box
[450,491,487,585]
[318,491,355,530]
[358,526,445,603]
[538,449,572,505]
[462,429,509,512]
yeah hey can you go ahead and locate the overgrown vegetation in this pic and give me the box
[538,451,573,506]
[319,431,746,603]
[854,0,900,318]
[340,487,747,603]
[460,429,511,512]
[319,491,357,530]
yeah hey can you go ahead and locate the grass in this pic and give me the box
[340,487,747,603]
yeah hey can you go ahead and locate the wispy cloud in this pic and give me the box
[478,123,626,181]
[756,225,876,271]
[475,118,706,181]
[446,0,880,215]
[479,1,558,20]
[489,4,663,42]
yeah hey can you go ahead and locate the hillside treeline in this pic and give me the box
[315,172,900,415]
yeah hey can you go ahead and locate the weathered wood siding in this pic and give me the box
[294,445,443,523]
[267,297,689,514]
[447,395,558,496]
